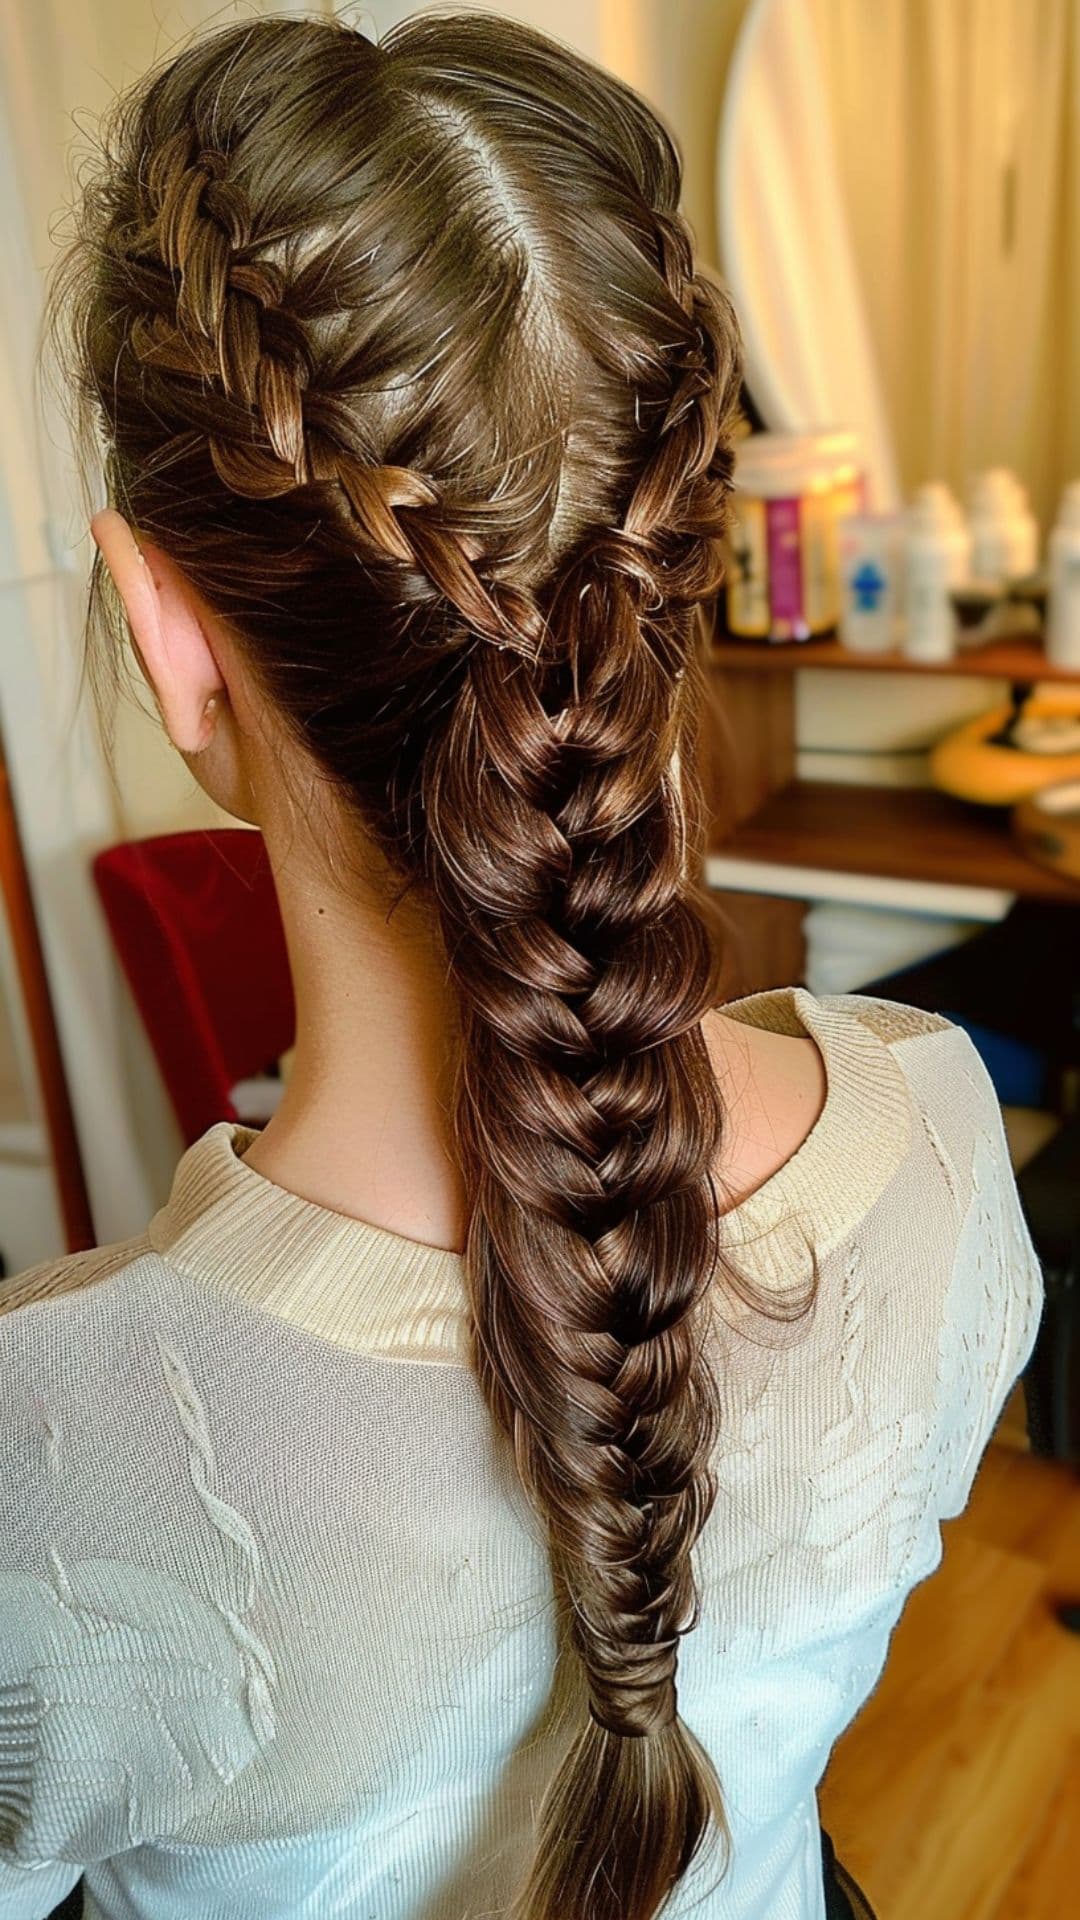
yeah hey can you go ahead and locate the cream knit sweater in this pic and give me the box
[0,986,1046,1919]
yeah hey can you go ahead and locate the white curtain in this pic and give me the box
[1,27,156,1247]
[719,0,1080,533]
[717,0,901,508]
[0,0,320,1245]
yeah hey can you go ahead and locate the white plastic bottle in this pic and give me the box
[902,483,972,663]
[1046,480,1080,670]
[837,513,904,653]
[967,468,1039,583]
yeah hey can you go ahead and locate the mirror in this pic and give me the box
[718,0,1080,531]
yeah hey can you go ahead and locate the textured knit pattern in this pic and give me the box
[0,987,1045,1920]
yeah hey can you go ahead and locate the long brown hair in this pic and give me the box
[42,12,779,1915]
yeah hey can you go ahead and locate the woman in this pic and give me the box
[1,13,1043,1920]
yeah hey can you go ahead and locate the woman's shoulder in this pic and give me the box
[703,1001,829,1209]
[0,1231,153,1322]
[704,987,973,1210]
[823,989,958,1047]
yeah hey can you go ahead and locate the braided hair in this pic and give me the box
[45,14,768,1917]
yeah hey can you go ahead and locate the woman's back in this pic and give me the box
[0,985,1044,1918]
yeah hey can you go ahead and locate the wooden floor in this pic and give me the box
[819,1407,1080,1919]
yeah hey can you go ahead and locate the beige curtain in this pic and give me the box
[0,0,322,1243]
[810,0,1080,534]
[717,0,903,508]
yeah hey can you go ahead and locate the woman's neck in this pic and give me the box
[236,777,807,1257]
[240,819,470,1255]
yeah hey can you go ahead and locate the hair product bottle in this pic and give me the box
[837,513,904,654]
[902,482,972,663]
[967,468,1039,584]
[723,430,867,643]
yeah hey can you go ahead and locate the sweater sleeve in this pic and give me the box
[0,1853,84,1920]
[0,1555,272,1912]
[935,1028,1046,1521]
[0,1281,277,1912]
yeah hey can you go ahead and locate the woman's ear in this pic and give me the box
[89,508,225,753]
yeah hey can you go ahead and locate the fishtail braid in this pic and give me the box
[418,252,739,1915]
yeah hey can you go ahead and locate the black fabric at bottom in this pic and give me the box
[821,1823,879,1919]
[47,1884,83,1919]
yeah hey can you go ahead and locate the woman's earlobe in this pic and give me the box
[191,693,220,752]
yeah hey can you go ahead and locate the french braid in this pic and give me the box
[48,15,763,1917]
[124,130,545,661]
[419,250,739,1920]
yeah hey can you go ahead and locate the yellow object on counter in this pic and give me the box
[929,686,1080,805]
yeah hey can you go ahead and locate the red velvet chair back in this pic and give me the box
[93,829,294,1146]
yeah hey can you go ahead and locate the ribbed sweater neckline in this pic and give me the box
[147,985,912,1363]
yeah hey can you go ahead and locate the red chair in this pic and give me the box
[93,830,295,1147]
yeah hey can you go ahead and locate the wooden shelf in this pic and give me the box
[710,780,1080,904]
[710,633,1080,683]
